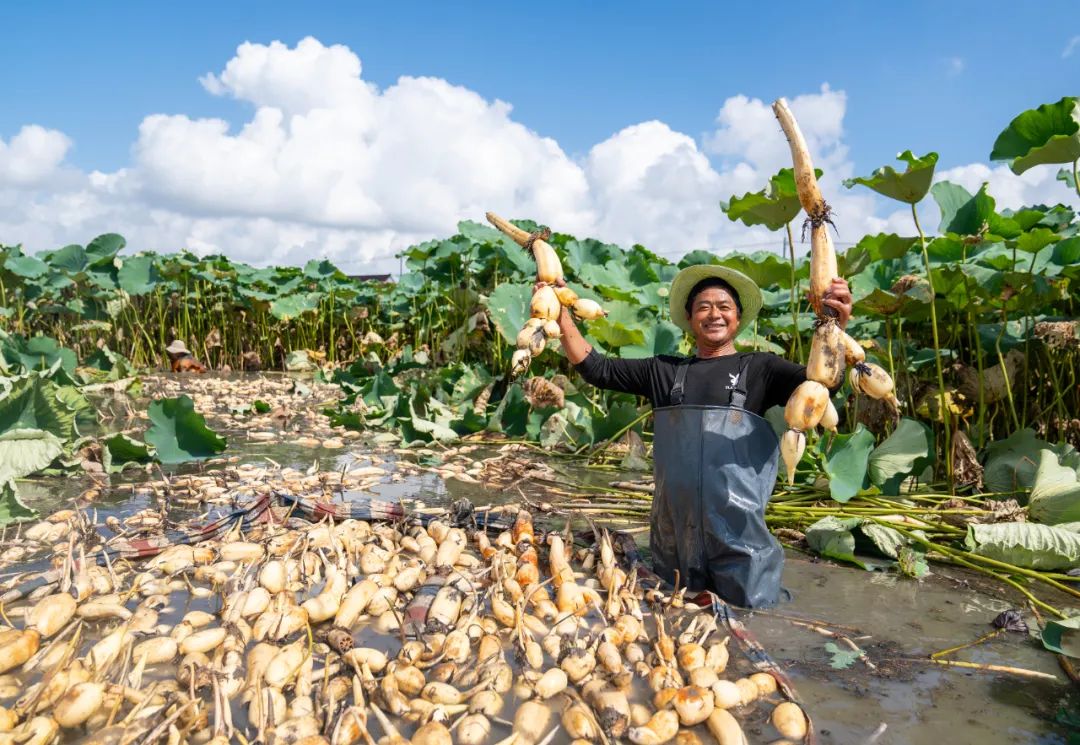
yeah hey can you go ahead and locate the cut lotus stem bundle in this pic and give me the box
[488,211,607,377]
[772,97,897,483]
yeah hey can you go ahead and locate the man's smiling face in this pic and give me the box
[688,286,741,350]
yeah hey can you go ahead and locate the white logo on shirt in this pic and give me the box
[726,373,739,390]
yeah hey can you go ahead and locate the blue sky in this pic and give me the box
[0,1,1076,269]
[3,1,1075,173]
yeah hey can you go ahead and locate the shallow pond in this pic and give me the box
[10,373,1079,744]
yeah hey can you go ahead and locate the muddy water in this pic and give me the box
[15,406,1080,745]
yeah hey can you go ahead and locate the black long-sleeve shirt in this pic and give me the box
[574,349,811,417]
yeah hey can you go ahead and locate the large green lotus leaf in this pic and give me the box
[85,234,125,264]
[483,282,533,345]
[804,516,868,569]
[1016,227,1060,254]
[457,219,506,247]
[820,426,875,503]
[1051,236,1080,266]
[841,234,917,276]
[733,326,785,354]
[539,399,592,450]
[103,433,154,472]
[844,151,939,204]
[925,236,966,263]
[868,418,933,496]
[587,300,645,349]
[990,97,1080,175]
[54,384,95,432]
[931,182,996,236]
[5,252,48,279]
[982,428,1070,495]
[0,429,64,481]
[303,259,341,280]
[1028,450,1080,525]
[47,244,89,274]
[1042,616,1080,659]
[403,393,459,444]
[0,375,78,442]
[145,396,227,464]
[486,383,530,438]
[965,522,1080,570]
[623,320,683,359]
[2,335,77,376]
[1058,166,1077,191]
[854,284,932,318]
[565,238,616,273]
[117,255,161,295]
[588,318,645,349]
[718,251,795,290]
[677,250,721,268]
[858,523,908,560]
[721,168,821,231]
[577,261,637,301]
[269,292,323,321]
[450,366,492,404]
[0,479,37,524]
[591,400,641,444]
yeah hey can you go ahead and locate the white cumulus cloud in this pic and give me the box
[0,125,73,186]
[1,38,1077,272]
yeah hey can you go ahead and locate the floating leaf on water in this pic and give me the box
[823,642,861,670]
[145,395,227,464]
[103,433,154,472]
[1041,615,1080,659]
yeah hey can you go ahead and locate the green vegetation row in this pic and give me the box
[1,97,1079,490]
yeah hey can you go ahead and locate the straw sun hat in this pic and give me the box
[165,340,191,355]
[668,265,763,337]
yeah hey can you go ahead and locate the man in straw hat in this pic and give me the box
[554,267,851,607]
[165,339,208,373]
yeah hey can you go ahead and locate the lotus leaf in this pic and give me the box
[868,418,933,495]
[819,426,875,503]
[103,433,154,472]
[145,395,227,464]
[965,522,1080,570]
[844,151,938,204]
[1028,450,1080,525]
[990,97,1080,175]
[0,375,79,442]
[0,480,36,524]
[0,429,64,482]
[722,168,821,231]
[1041,616,1080,659]
[117,255,161,295]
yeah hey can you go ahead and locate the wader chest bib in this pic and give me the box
[650,356,784,608]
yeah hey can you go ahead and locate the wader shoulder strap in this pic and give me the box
[669,358,692,406]
[729,354,754,410]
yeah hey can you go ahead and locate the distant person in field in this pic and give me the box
[165,340,207,373]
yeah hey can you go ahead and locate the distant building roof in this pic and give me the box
[348,273,393,282]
